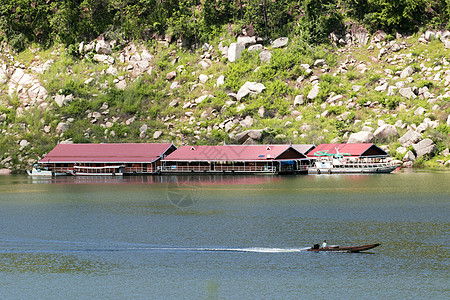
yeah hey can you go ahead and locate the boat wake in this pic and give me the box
[136,246,311,253]
[0,238,311,254]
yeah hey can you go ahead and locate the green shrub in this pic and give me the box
[59,99,91,117]
[383,96,402,110]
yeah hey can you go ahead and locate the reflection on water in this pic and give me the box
[0,171,448,298]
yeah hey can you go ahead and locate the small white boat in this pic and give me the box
[27,165,53,177]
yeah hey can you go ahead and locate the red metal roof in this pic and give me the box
[40,143,175,163]
[164,145,304,161]
[306,143,388,158]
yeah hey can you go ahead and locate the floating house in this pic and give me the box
[307,143,389,158]
[160,144,309,174]
[39,143,177,175]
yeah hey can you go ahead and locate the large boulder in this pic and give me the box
[399,129,422,147]
[412,138,437,157]
[234,129,264,144]
[347,131,374,143]
[373,124,399,141]
[228,43,245,62]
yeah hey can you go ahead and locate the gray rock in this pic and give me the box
[248,44,264,52]
[403,150,416,162]
[352,85,362,92]
[375,82,388,92]
[373,124,399,140]
[239,116,253,128]
[414,107,426,116]
[445,40,450,49]
[228,43,245,62]
[446,114,450,127]
[347,131,374,143]
[259,50,271,63]
[413,138,437,157]
[307,85,320,100]
[399,87,417,99]
[56,122,69,134]
[170,81,180,89]
[139,124,148,133]
[195,95,213,104]
[294,95,304,106]
[400,66,414,78]
[115,80,127,90]
[106,65,118,76]
[43,59,54,72]
[84,78,95,85]
[55,94,66,107]
[258,106,266,118]
[0,169,11,175]
[361,126,373,132]
[96,40,112,55]
[19,140,30,148]
[10,68,24,84]
[236,82,266,101]
[242,137,257,145]
[93,54,114,64]
[403,161,414,168]
[442,148,450,157]
[169,99,178,107]
[396,146,407,155]
[216,75,225,87]
[198,74,209,84]
[271,37,288,48]
[166,71,177,80]
[237,36,256,47]
[234,129,264,143]
[153,131,162,139]
[314,59,326,67]
[399,129,422,147]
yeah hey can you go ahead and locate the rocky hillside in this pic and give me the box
[0,29,449,173]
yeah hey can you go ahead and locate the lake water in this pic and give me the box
[0,171,448,299]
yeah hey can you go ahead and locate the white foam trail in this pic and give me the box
[137,246,311,253]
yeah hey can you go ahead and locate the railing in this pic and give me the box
[160,165,277,173]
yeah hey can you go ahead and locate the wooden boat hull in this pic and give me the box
[307,243,380,253]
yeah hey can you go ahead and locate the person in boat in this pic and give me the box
[322,240,327,248]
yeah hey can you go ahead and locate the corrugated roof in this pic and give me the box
[164,145,304,161]
[40,143,175,163]
[306,143,388,157]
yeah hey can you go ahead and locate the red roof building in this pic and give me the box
[161,145,309,174]
[40,143,177,175]
[306,143,388,158]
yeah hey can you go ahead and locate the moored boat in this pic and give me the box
[307,243,380,253]
[308,158,399,174]
[27,165,53,177]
